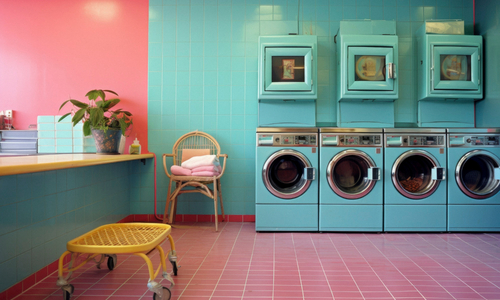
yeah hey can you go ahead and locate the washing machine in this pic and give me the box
[447,128,500,231]
[256,127,318,231]
[319,128,383,231]
[384,128,447,231]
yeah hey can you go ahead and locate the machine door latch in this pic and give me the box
[304,167,316,181]
[432,167,446,181]
[387,63,395,79]
[367,167,380,181]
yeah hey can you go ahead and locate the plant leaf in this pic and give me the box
[69,99,88,109]
[85,90,99,101]
[58,100,71,111]
[106,99,120,110]
[103,90,118,96]
[97,90,106,101]
[118,118,127,135]
[58,113,71,122]
[83,121,91,136]
[72,108,86,126]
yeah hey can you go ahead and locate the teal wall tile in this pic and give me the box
[37,116,55,123]
[0,175,17,206]
[37,123,54,131]
[56,123,72,131]
[147,0,474,216]
[0,259,17,292]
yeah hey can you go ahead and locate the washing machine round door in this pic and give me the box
[455,150,500,199]
[263,149,312,199]
[392,150,444,199]
[327,150,379,199]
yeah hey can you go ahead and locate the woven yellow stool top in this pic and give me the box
[67,223,172,254]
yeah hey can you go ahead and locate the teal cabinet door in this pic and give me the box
[433,46,480,91]
[264,47,313,92]
[347,46,395,92]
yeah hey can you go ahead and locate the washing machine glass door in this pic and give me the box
[263,149,312,199]
[327,150,380,199]
[456,150,500,199]
[392,150,444,199]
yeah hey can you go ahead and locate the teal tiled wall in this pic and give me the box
[0,162,137,293]
[475,0,500,127]
[148,0,474,216]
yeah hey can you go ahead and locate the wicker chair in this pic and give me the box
[162,130,228,231]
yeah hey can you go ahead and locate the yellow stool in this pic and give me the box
[56,223,178,300]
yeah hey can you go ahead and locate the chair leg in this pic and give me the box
[163,179,173,224]
[217,179,225,222]
[213,178,218,232]
[169,196,177,224]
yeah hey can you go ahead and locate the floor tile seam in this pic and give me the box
[290,233,309,300]
[397,234,467,300]
[207,223,245,300]
[345,234,397,300]
[308,234,335,299]
[102,254,152,300]
[240,228,258,300]
[437,234,500,263]
[326,234,367,300]
[361,234,428,300]
[173,221,229,299]
[413,233,499,297]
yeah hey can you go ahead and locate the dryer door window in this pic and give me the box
[327,150,378,199]
[347,46,395,91]
[433,46,480,91]
[456,150,500,199]
[263,149,312,199]
[264,47,313,92]
[392,150,442,199]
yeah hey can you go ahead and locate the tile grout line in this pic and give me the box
[413,233,498,298]
[346,234,397,300]
[290,233,305,300]
[364,233,441,300]
[308,233,335,299]
[208,223,244,300]
[240,227,257,300]
[174,221,228,300]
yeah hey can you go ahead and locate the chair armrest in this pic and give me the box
[217,154,228,177]
[162,154,175,178]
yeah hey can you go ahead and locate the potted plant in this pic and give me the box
[59,89,133,154]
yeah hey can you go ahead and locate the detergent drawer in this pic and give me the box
[255,204,318,231]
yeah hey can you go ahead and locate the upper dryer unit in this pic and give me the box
[336,20,398,101]
[417,20,483,101]
[417,20,483,127]
[336,20,398,128]
[258,35,318,100]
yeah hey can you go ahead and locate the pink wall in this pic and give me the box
[0,0,149,152]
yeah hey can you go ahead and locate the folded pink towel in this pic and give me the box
[171,165,192,176]
[192,171,220,177]
[181,155,220,169]
[192,165,222,173]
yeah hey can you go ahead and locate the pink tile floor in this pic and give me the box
[13,222,500,300]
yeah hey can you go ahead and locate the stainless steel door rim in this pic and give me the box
[392,150,442,199]
[455,150,500,199]
[327,149,378,199]
[262,149,313,199]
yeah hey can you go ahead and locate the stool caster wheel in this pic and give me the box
[107,254,117,270]
[152,286,171,300]
[62,284,74,300]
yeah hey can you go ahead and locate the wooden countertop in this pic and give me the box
[0,153,154,176]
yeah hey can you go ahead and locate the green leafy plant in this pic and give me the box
[59,89,132,136]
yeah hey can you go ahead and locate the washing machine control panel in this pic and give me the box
[257,134,317,146]
[386,134,446,147]
[449,135,500,147]
[321,134,382,147]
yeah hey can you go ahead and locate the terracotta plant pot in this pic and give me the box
[91,128,122,155]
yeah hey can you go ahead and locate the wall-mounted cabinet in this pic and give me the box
[417,20,483,127]
[336,20,398,128]
[258,35,317,100]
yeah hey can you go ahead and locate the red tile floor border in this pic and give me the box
[6,222,500,300]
